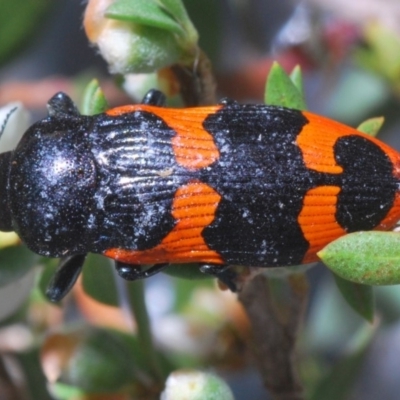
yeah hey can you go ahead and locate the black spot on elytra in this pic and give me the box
[334,135,398,231]
[201,104,316,266]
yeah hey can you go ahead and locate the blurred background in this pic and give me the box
[2,0,400,399]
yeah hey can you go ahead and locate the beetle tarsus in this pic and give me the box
[218,98,238,106]
[199,263,238,292]
[46,254,87,302]
[141,89,166,107]
[115,262,169,280]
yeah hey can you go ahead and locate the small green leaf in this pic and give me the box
[0,245,39,287]
[82,254,119,307]
[264,62,306,110]
[357,116,384,137]
[318,231,400,285]
[65,328,138,392]
[106,0,185,35]
[289,65,304,94]
[80,80,109,116]
[333,274,374,322]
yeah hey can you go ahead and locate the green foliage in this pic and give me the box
[319,231,400,286]
[106,0,187,36]
[80,79,109,116]
[357,116,385,137]
[264,62,307,110]
[102,0,199,73]
[63,328,138,392]
[3,2,400,399]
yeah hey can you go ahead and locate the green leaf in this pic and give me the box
[106,0,185,35]
[80,80,109,116]
[264,62,306,110]
[289,65,304,94]
[333,274,374,322]
[310,321,377,400]
[0,245,39,287]
[65,328,138,392]
[82,254,120,307]
[356,116,384,137]
[96,0,198,74]
[318,231,400,285]
[157,0,191,25]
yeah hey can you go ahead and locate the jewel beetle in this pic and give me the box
[1,89,400,302]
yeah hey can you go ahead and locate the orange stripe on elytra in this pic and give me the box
[104,181,224,265]
[298,185,347,264]
[106,104,222,170]
[298,112,400,176]
[300,187,400,264]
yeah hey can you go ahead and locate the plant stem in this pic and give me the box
[125,280,163,382]
[238,273,308,400]
[171,48,217,106]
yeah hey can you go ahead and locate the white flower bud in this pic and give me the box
[161,370,235,400]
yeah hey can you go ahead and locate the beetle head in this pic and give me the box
[3,93,98,257]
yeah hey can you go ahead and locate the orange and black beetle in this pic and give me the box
[1,89,400,302]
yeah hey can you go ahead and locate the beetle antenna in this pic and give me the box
[0,106,17,140]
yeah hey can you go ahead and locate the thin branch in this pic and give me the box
[238,273,308,400]
[171,49,217,106]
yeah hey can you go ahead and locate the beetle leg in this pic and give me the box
[141,89,166,106]
[199,264,238,292]
[115,262,169,281]
[46,254,87,302]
